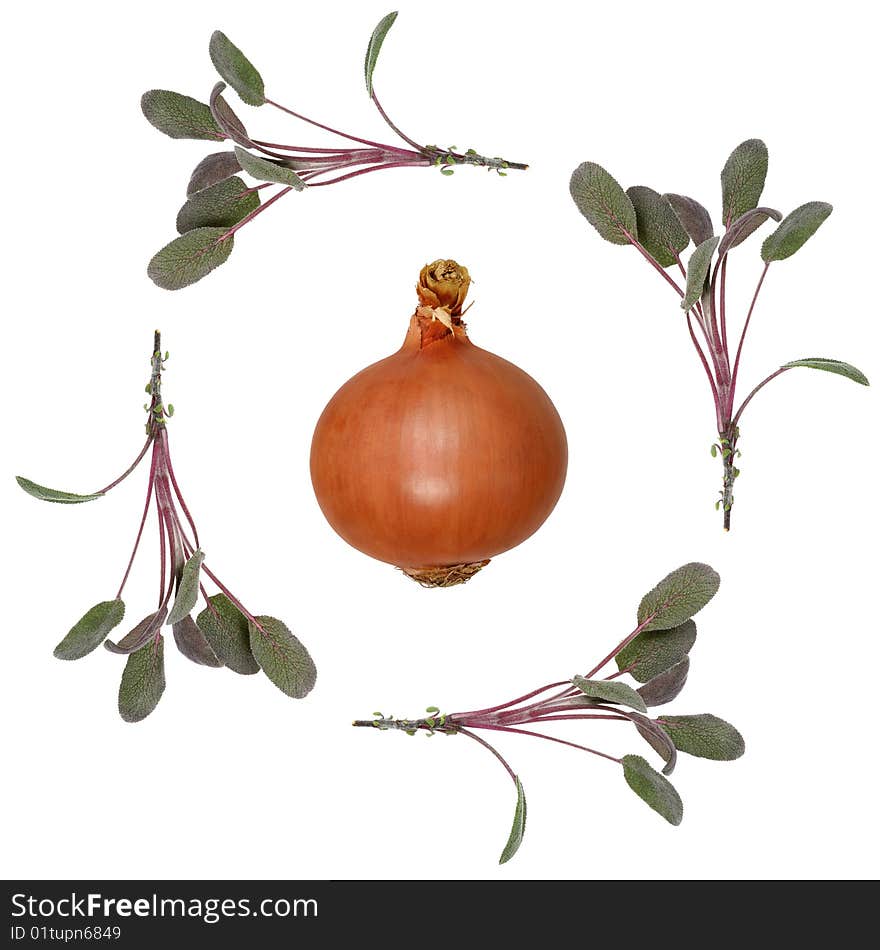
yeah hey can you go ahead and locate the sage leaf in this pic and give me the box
[664,193,713,246]
[167,550,205,625]
[209,82,255,148]
[141,90,224,141]
[616,621,696,683]
[637,656,690,706]
[781,358,869,386]
[54,599,125,661]
[659,714,745,760]
[365,11,398,95]
[234,147,306,190]
[621,754,683,825]
[637,562,720,632]
[118,637,166,723]
[681,236,720,310]
[626,186,689,267]
[717,207,782,257]
[248,616,317,698]
[187,151,242,196]
[499,777,527,865]
[721,139,768,226]
[176,176,259,234]
[105,608,167,655]
[16,476,103,504]
[209,31,265,106]
[148,227,234,291]
[569,162,637,245]
[197,594,259,675]
[630,713,677,775]
[172,615,222,668]
[571,676,648,713]
[761,202,833,262]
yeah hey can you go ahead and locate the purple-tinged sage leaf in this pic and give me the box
[16,476,103,504]
[197,594,259,675]
[118,637,166,723]
[637,563,720,632]
[717,207,782,257]
[621,754,683,825]
[499,777,526,865]
[105,607,167,655]
[569,162,637,245]
[626,185,689,267]
[681,237,720,310]
[365,11,398,95]
[176,176,259,234]
[571,676,648,713]
[248,616,317,699]
[167,550,205,625]
[721,139,768,226]
[172,615,222,667]
[187,151,242,196]
[616,621,696,683]
[209,31,265,106]
[234,147,306,190]
[659,714,745,760]
[663,193,713,246]
[761,202,833,262]
[148,227,234,291]
[54,599,125,661]
[637,656,690,706]
[141,90,224,141]
[780,358,869,386]
[209,82,255,148]
[630,713,677,775]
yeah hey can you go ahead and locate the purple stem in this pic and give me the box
[456,727,518,784]
[719,255,730,355]
[731,366,790,429]
[252,140,373,154]
[466,723,622,764]
[156,489,167,607]
[219,186,294,241]
[371,91,424,150]
[96,435,153,495]
[114,441,159,599]
[727,262,771,418]
[452,681,571,720]
[687,311,724,430]
[584,615,655,680]
[199,561,263,631]
[159,429,199,549]
[305,159,431,187]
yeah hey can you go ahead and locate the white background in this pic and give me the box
[2,0,878,880]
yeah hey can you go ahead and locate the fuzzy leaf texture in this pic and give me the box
[569,162,637,245]
[681,237,720,310]
[571,676,647,713]
[54,599,125,661]
[621,755,683,825]
[637,563,720,632]
[16,476,103,504]
[167,550,205,626]
[630,714,677,775]
[187,151,242,196]
[176,177,260,234]
[626,186,688,267]
[209,83,255,148]
[499,777,527,865]
[664,194,713,246]
[616,621,697,683]
[721,139,768,225]
[141,90,224,141]
[118,637,166,723]
[248,617,317,698]
[637,656,690,706]
[172,616,222,667]
[365,11,398,95]
[197,594,259,675]
[209,31,265,106]
[148,227,234,290]
[781,359,869,385]
[104,609,167,655]
[761,202,833,261]
[234,147,305,189]
[660,714,745,760]
[717,207,782,257]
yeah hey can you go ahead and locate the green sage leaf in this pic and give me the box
[176,177,259,234]
[781,358,869,386]
[187,151,242,196]
[569,162,637,245]
[197,594,259,675]
[209,82,255,148]
[16,476,103,504]
[234,147,305,189]
[626,186,689,267]
[637,563,720,632]
[54,599,125,661]
[622,754,683,825]
[248,616,317,698]
[721,139,768,226]
[616,620,696,683]
[571,676,648,713]
[499,777,527,865]
[761,202,833,262]
[141,90,224,141]
[637,656,690,706]
[630,713,677,775]
[209,31,265,106]
[717,207,782,257]
[659,714,745,760]
[664,193,713,246]
[172,615,222,668]
[167,550,205,625]
[681,236,720,310]
[118,637,166,723]
[105,608,167,655]
[365,11,398,95]
[148,227,234,291]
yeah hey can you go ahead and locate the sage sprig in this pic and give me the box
[17,332,316,722]
[353,562,742,864]
[569,141,869,529]
[143,13,526,289]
